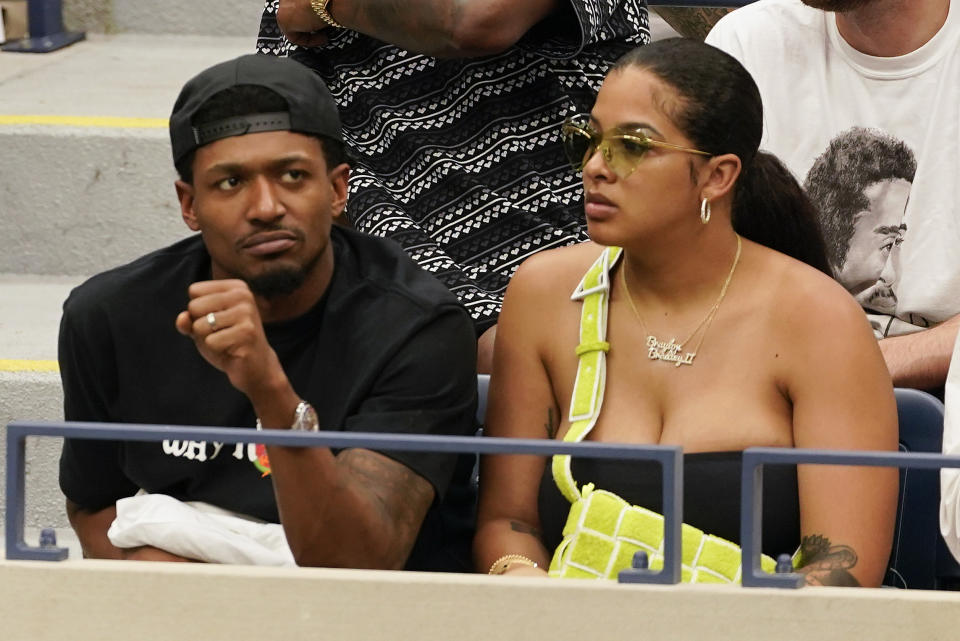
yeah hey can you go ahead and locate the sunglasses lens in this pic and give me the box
[605,135,651,179]
[561,123,595,172]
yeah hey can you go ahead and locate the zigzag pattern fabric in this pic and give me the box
[256,0,650,331]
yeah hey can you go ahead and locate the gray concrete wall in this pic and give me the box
[0,128,191,275]
[63,0,266,37]
[0,276,82,531]
[0,372,68,529]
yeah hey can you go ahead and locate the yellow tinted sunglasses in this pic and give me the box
[561,116,711,179]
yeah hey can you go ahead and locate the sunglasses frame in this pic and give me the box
[561,116,711,178]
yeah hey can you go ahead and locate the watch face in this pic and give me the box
[294,401,319,432]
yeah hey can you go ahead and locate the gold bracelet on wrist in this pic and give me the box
[310,0,343,29]
[488,554,539,575]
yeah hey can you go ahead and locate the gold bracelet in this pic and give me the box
[488,554,539,575]
[310,0,343,29]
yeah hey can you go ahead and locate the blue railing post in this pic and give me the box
[1,0,85,53]
[4,427,68,560]
[740,447,960,588]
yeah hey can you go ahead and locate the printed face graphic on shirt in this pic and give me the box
[804,127,917,322]
[836,178,910,315]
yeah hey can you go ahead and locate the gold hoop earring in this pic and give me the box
[700,198,711,225]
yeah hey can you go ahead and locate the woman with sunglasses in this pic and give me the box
[474,39,897,587]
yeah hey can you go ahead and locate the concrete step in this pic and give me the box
[63,0,266,37]
[0,34,250,276]
[0,275,83,531]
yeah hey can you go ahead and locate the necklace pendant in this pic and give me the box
[646,335,696,367]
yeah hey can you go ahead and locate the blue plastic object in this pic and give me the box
[1,0,85,53]
[38,528,57,548]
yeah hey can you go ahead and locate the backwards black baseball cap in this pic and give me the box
[169,54,343,168]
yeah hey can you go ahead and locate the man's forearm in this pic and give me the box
[265,445,433,569]
[282,0,558,57]
[879,316,960,389]
[66,501,123,560]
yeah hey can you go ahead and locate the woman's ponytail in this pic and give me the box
[732,151,833,277]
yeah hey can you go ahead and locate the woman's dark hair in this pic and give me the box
[174,84,348,183]
[610,39,832,275]
[733,152,832,276]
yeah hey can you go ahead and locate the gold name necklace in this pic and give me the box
[620,234,742,367]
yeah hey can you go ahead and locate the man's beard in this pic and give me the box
[244,244,325,299]
[802,0,874,10]
[246,267,310,298]
[855,281,898,315]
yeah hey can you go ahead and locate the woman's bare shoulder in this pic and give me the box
[750,244,870,334]
[508,241,608,294]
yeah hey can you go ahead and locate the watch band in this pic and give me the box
[310,0,343,29]
[256,400,319,432]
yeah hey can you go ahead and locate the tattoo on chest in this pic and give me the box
[798,534,861,587]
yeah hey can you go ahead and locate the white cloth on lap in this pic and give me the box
[108,494,295,566]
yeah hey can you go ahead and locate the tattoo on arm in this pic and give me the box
[544,406,558,439]
[796,534,861,587]
[652,7,733,40]
[510,520,542,538]
[337,449,435,565]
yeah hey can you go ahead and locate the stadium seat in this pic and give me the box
[476,374,490,426]
[885,388,960,589]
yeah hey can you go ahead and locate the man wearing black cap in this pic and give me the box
[57,54,478,571]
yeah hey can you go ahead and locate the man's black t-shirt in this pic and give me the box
[58,225,478,571]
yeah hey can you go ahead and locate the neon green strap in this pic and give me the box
[552,246,623,504]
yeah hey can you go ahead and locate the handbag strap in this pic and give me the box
[552,245,623,504]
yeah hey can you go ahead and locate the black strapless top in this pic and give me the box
[538,451,800,558]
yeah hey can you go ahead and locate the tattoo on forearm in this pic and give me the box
[544,406,558,439]
[652,7,733,40]
[337,449,434,556]
[797,534,861,587]
[510,520,542,538]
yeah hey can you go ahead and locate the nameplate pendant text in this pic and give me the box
[646,336,695,367]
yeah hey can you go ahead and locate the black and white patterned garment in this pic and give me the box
[256,1,650,332]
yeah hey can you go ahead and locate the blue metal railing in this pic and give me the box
[1,0,84,53]
[5,421,683,583]
[12,420,956,587]
[740,448,960,588]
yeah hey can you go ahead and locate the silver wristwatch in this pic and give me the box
[256,400,319,432]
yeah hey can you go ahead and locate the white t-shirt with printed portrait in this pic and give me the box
[707,0,960,338]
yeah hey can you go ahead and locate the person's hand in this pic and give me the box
[175,279,285,398]
[277,0,332,48]
[120,545,198,563]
